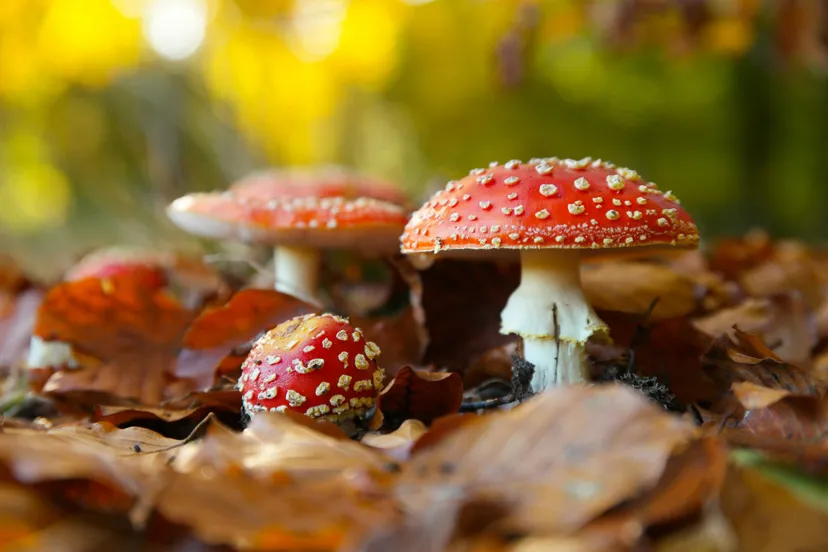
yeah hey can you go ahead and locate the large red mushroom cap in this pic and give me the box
[239,313,385,422]
[400,158,699,255]
[168,194,407,254]
[231,165,410,207]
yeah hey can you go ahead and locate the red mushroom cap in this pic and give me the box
[231,165,410,207]
[167,193,408,253]
[400,158,699,255]
[65,247,171,289]
[239,313,384,421]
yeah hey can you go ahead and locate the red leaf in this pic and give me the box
[174,288,315,387]
[31,274,198,406]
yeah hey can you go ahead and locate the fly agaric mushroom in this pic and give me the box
[238,313,384,425]
[400,157,700,391]
[65,246,173,289]
[230,165,410,208]
[166,193,407,306]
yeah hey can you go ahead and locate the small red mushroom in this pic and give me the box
[65,246,172,290]
[239,313,385,425]
[401,157,700,391]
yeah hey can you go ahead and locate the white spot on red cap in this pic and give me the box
[607,175,625,190]
[574,177,590,191]
[539,184,557,197]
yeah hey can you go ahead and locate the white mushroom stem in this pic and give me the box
[272,245,322,306]
[500,249,608,391]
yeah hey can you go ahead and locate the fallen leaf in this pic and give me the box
[722,453,828,552]
[362,420,429,462]
[701,334,824,402]
[410,413,486,455]
[692,294,817,365]
[378,366,464,425]
[30,274,199,406]
[395,385,698,540]
[708,381,828,447]
[581,261,703,320]
[585,436,729,548]
[92,389,241,428]
[150,413,401,550]
[174,288,315,388]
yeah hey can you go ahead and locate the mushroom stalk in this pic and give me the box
[272,245,322,306]
[500,249,608,391]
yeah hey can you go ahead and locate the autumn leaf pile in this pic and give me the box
[2,229,828,551]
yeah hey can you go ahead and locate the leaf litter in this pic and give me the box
[3,232,828,549]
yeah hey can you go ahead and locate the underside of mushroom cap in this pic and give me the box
[167,192,408,254]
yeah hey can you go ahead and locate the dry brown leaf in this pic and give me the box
[721,463,828,552]
[175,288,316,387]
[692,294,817,365]
[586,436,728,549]
[0,412,401,550]
[150,413,400,550]
[378,366,464,425]
[701,334,824,401]
[710,381,828,444]
[362,420,429,462]
[410,413,487,455]
[581,262,702,320]
[30,274,199,406]
[395,385,698,540]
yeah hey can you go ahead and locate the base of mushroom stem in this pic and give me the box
[522,337,591,391]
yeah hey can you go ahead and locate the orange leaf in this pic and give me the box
[174,288,315,387]
[378,366,463,425]
[31,274,198,406]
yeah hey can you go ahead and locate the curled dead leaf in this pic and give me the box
[692,294,817,365]
[701,334,824,401]
[379,366,463,425]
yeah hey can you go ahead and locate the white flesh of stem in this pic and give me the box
[500,249,608,391]
[272,245,322,307]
